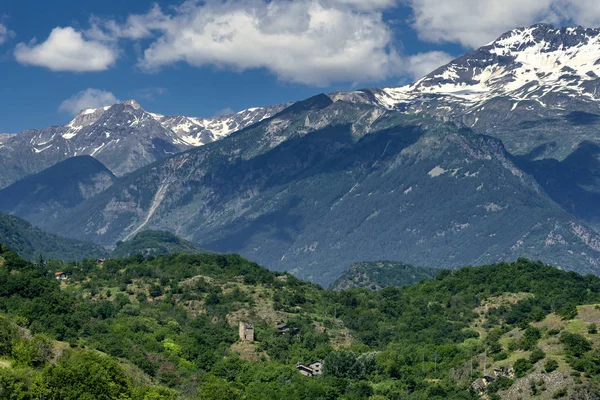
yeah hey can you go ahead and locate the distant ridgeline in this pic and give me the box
[330,261,439,290]
[111,230,208,258]
[0,212,108,262]
[1,249,600,398]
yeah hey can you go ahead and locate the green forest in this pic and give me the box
[1,244,600,399]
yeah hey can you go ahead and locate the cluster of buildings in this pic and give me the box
[238,321,323,377]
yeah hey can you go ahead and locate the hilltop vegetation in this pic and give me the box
[0,212,108,262]
[112,230,206,258]
[330,261,438,291]
[1,245,600,398]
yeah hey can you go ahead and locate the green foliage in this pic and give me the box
[0,316,20,356]
[330,261,439,291]
[487,376,513,394]
[520,326,541,350]
[560,332,592,358]
[544,358,559,373]
[0,213,108,262]
[323,350,376,379]
[529,347,545,364]
[589,323,598,334]
[514,358,533,378]
[2,250,600,399]
[44,350,131,399]
[557,303,579,320]
[111,230,207,259]
[12,334,53,367]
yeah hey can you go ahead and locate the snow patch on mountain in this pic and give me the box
[340,25,600,112]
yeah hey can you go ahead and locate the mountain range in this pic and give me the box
[0,100,285,189]
[2,24,600,285]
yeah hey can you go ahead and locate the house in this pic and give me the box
[297,364,316,377]
[296,360,323,377]
[54,272,68,280]
[307,361,323,375]
[239,321,254,341]
[276,322,289,334]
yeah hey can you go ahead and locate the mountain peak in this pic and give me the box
[122,99,142,109]
[367,24,600,112]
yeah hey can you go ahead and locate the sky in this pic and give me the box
[2,0,600,133]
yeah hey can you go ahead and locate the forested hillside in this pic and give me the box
[0,213,108,262]
[2,245,600,398]
[111,230,206,258]
[330,261,438,291]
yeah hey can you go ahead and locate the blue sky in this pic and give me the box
[1,0,598,133]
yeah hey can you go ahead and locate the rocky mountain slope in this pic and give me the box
[0,100,285,189]
[4,23,600,286]
[0,133,15,144]
[0,156,116,229]
[338,24,600,229]
[159,104,289,146]
[48,93,600,285]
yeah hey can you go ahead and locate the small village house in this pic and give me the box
[54,272,68,280]
[296,360,323,377]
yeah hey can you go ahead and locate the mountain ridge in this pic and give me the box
[0,100,287,189]
[0,155,116,229]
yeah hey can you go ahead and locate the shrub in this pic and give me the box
[529,348,545,364]
[12,334,53,367]
[556,303,578,320]
[514,358,533,378]
[544,359,559,373]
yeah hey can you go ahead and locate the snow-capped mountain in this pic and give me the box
[0,134,15,145]
[332,24,600,160]
[0,100,288,188]
[373,24,600,109]
[159,105,290,146]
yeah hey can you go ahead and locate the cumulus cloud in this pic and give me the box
[59,89,119,115]
[405,0,600,48]
[14,27,117,72]
[91,0,405,86]
[406,51,453,79]
[0,23,15,45]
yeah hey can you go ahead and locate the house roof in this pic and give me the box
[296,364,314,373]
[54,272,65,276]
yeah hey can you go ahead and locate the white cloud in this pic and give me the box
[406,51,453,79]
[0,23,15,45]
[92,0,405,86]
[14,27,117,72]
[59,89,119,115]
[405,0,600,49]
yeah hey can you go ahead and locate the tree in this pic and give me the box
[529,348,545,364]
[514,358,533,378]
[0,316,19,356]
[44,350,131,400]
[324,350,357,378]
[12,334,54,367]
[544,359,559,373]
[556,303,578,320]
[560,332,592,358]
